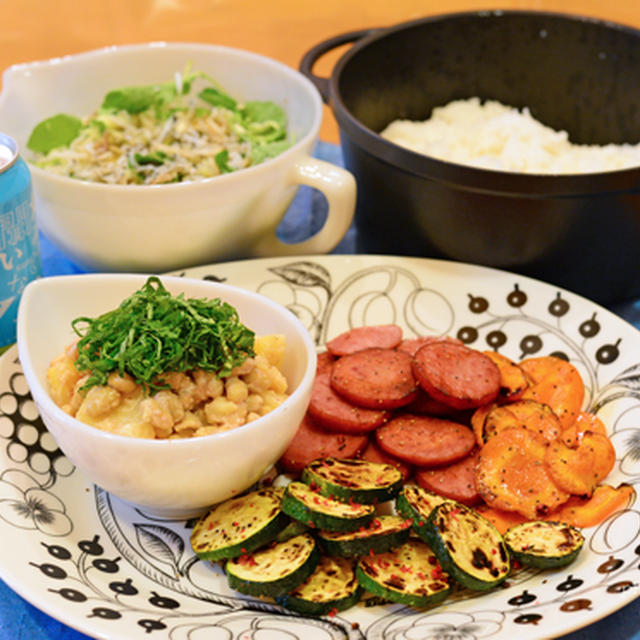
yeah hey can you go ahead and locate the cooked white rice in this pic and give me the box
[380,97,640,174]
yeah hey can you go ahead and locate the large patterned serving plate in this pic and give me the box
[0,254,639,640]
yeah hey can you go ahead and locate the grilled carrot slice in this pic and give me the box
[545,431,616,497]
[519,356,584,429]
[475,427,570,519]
[474,505,528,535]
[483,351,529,402]
[471,403,495,447]
[483,399,561,444]
[561,411,608,447]
[546,484,635,528]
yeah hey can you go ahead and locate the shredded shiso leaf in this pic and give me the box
[71,277,255,393]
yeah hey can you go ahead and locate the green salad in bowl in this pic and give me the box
[27,66,291,185]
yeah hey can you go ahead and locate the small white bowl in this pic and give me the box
[16,274,317,518]
[0,42,356,272]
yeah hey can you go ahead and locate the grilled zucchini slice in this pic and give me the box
[282,481,375,532]
[396,484,450,535]
[424,501,510,591]
[226,533,319,597]
[356,538,451,608]
[278,556,362,615]
[317,515,411,557]
[274,519,309,543]
[504,520,584,569]
[302,457,403,504]
[190,487,287,561]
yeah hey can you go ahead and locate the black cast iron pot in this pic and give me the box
[300,10,640,305]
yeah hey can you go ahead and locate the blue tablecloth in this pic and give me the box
[1,141,640,639]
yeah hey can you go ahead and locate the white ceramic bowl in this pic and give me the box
[16,274,317,518]
[0,42,356,272]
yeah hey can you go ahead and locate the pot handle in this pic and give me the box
[299,29,379,103]
[252,155,356,257]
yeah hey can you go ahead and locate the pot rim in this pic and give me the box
[327,9,640,197]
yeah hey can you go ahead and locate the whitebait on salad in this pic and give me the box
[26,67,291,185]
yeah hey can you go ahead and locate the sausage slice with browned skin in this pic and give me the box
[278,414,369,474]
[330,347,418,410]
[326,324,403,357]
[415,448,481,506]
[307,372,391,434]
[412,341,501,410]
[375,414,476,467]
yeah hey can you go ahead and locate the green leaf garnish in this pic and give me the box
[241,101,287,131]
[26,114,83,153]
[101,83,178,115]
[199,87,237,110]
[134,150,168,166]
[214,149,233,174]
[71,276,255,393]
[250,140,291,165]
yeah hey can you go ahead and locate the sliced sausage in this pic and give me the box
[278,414,369,474]
[403,388,460,417]
[330,347,418,410]
[375,414,475,467]
[397,335,462,357]
[360,438,413,481]
[415,448,481,505]
[326,324,403,356]
[412,341,500,410]
[307,372,390,434]
[316,350,336,375]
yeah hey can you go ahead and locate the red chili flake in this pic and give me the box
[232,521,239,527]
[418,520,425,527]
[491,548,497,555]
[237,554,257,567]
[369,549,375,556]
[208,522,215,530]
[241,547,247,554]
[417,571,427,580]
[328,607,338,617]
[403,519,413,528]
[399,564,411,573]
[431,565,443,580]
[371,518,382,529]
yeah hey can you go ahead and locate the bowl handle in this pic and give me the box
[252,156,356,257]
[299,29,379,103]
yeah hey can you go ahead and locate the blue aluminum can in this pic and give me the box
[0,133,42,351]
